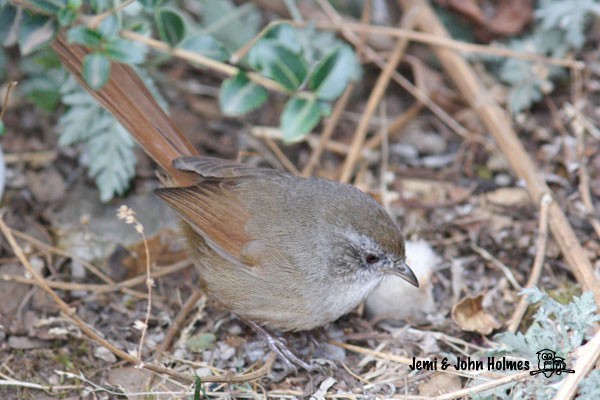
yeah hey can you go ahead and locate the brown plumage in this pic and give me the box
[53,34,418,332]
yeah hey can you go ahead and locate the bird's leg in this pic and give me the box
[244,319,318,373]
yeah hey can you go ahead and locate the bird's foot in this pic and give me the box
[245,320,326,375]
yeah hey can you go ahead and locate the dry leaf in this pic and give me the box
[437,0,533,41]
[418,373,462,396]
[484,187,530,207]
[451,294,501,335]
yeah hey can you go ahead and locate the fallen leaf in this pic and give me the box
[451,294,501,335]
[107,367,153,397]
[437,0,533,41]
[484,187,530,207]
[419,373,462,396]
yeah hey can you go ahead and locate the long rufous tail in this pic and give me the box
[52,33,199,186]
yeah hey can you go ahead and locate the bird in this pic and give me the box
[52,33,418,368]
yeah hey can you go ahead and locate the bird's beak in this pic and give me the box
[390,260,419,288]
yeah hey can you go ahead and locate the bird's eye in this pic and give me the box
[365,254,380,264]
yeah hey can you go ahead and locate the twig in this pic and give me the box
[0,216,272,383]
[568,103,600,239]
[301,83,355,177]
[395,0,600,307]
[470,243,522,290]
[120,30,289,95]
[116,205,153,360]
[378,103,391,211]
[264,137,301,175]
[154,289,204,361]
[3,150,57,165]
[0,81,18,120]
[364,101,423,151]
[552,328,600,400]
[405,371,532,400]
[508,194,552,333]
[86,0,134,28]
[316,0,473,142]
[339,11,417,183]
[301,21,584,70]
[12,228,114,285]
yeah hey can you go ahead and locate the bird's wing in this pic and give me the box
[155,180,254,268]
[173,156,282,179]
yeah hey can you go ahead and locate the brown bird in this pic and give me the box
[53,34,418,367]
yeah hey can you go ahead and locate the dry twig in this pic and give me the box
[396,0,600,306]
[508,194,552,333]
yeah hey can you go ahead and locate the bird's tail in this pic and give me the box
[52,33,199,186]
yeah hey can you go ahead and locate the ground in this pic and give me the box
[1,1,600,399]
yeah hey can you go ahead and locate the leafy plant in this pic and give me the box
[579,370,600,400]
[471,288,600,399]
[219,23,361,142]
[1,0,361,199]
[488,0,600,113]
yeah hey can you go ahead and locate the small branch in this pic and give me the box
[264,137,301,176]
[395,0,600,307]
[301,83,355,177]
[339,12,417,183]
[552,328,600,400]
[154,289,204,361]
[300,21,584,70]
[471,243,522,290]
[0,216,272,384]
[120,30,289,95]
[0,81,18,120]
[508,194,552,333]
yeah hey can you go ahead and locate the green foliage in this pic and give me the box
[19,49,67,111]
[18,12,56,55]
[281,96,322,143]
[579,370,600,399]
[487,0,600,113]
[179,35,230,61]
[222,23,361,140]
[248,40,308,91]
[83,53,110,90]
[59,78,136,202]
[309,45,361,100]
[219,72,267,116]
[2,0,361,199]
[196,0,262,52]
[155,7,185,46]
[472,288,600,399]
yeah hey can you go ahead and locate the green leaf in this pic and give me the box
[57,8,77,27]
[104,38,146,64]
[89,0,108,13]
[0,5,18,46]
[19,13,57,55]
[264,23,301,53]
[219,72,267,116]
[186,332,216,352]
[198,0,261,52]
[155,7,185,46]
[27,0,64,14]
[138,0,162,9]
[67,0,82,10]
[309,45,361,100]
[98,14,119,37]
[0,48,6,80]
[83,53,110,90]
[318,101,332,117]
[280,96,321,142]
[67,26,103,48]
[179,35,230,61]
[248,40,308,91]
[0,121,5,136]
